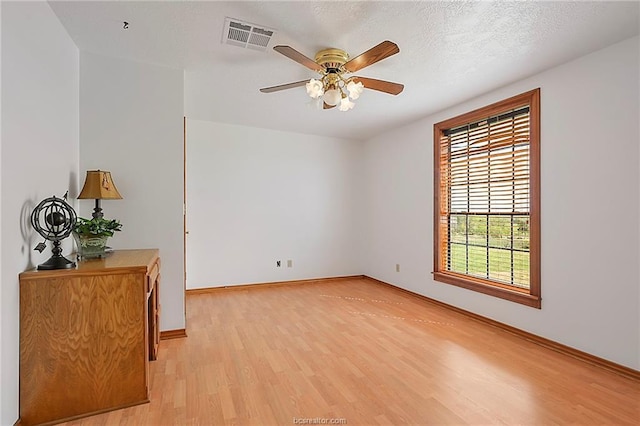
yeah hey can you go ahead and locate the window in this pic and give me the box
[433,89,540,308]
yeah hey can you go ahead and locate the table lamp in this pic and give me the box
[78,170,123,219]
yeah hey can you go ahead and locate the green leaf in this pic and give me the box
[73,217,122,237]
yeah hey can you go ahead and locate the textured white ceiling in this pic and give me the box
[49,1,639,140]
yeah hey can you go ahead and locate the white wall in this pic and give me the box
[186,120,363,288]
[0,3,4,417]
[79,52,185,331]
[1,2,80,423]
[363,36,640,369]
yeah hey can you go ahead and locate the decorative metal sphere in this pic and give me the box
[31,196,77,242]
[46,211,66,227]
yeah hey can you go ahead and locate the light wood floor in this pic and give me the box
[64,277,639,425]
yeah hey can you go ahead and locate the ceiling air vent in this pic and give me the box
[223,17,276,52]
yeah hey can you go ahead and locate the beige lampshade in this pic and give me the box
[78,170,123,200]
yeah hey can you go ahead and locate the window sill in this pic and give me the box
[433,271,541,308]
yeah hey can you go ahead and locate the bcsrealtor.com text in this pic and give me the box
[293,417,347,425]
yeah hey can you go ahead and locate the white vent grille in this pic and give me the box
[223,18,276,52]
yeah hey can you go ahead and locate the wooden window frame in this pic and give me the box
[433,89,541,308]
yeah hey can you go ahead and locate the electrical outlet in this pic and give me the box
[287,259,292,268]
[396,263,400,272]
[276,260,281,267]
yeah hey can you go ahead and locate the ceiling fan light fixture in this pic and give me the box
[323,88,341,106]
[347,80,364,99]
[306,78,324,98]
[339,97,355,111]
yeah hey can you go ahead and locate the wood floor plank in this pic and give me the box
[61,278,640,425]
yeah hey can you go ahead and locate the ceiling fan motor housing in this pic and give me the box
[314,48,349,71]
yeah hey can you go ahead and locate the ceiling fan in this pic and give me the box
[260,40,404,111]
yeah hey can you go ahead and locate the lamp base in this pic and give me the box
[37,254,76,270]
[92,199,104,219]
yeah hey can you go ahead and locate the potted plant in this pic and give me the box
[72,217,122,258]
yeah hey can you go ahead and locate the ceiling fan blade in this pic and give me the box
[273,45,324,72]
[352,77,404,95]
[343,41,399,73]
[260,80,309,93]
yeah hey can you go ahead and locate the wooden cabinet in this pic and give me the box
[19,249,160,426]
[147,257,160,361]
